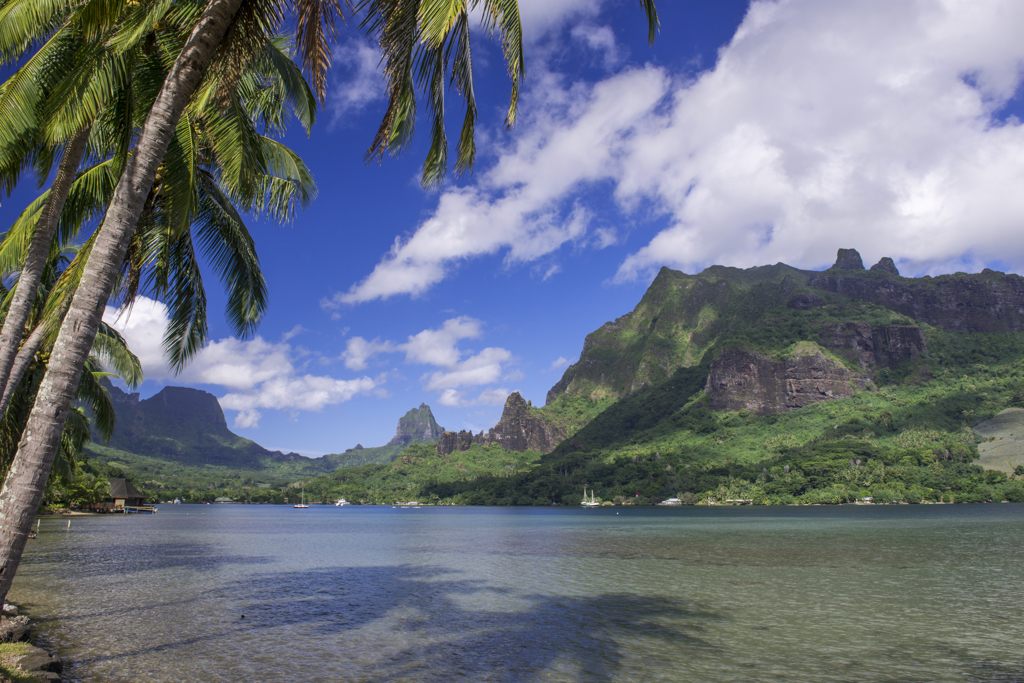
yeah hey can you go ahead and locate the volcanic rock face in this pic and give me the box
[706,346,866,414]
[869,257,900,276]
[833,248,866,270]
[387,403,445,446]
[436,392,567,456]
[818,322,927,375]
[546,268,738,404]
[99,383,307,466]
[809,249,1024,333]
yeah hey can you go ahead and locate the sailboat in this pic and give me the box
[293,486,309,509]
[580,487,600,508]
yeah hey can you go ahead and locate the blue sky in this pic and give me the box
[5,0,1024,456]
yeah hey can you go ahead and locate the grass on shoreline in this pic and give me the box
[0,643,44,683]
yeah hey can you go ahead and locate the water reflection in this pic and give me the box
[10,505,1024,682]
[64,564,719,682]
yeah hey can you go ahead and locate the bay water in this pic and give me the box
[10,504,1024,682]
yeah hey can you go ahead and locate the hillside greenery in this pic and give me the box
[50,263,1024,509]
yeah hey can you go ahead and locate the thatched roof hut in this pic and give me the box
[107,478,146,507]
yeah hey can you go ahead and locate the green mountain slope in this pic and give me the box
[324,249,1024,506]
[88,249,1024,506]
[85,390,446,502]
[321,404,446,468]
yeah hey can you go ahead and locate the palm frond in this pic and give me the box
[293,0,344,102]
[93,322,143,389]
[74,356,116,442]
[479,0,523,128]
[194,174,266,339]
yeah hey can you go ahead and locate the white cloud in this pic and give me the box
[437,387,510,407]
[281,325,306,342]
[339,68,664,304]
[612,0,1024,278]
[339,0,1024,300]
[401,317,482,366]
[515,0,603,39]
[103,297,378,428]
[570,24,619,67]
[329,40,386,124]
[340,317,515,407]
[219,375,377,429]
[549,356,571,370]
[342,336,394,370]
[423,346,512,390]
[102,298,173,381]
[474,388,511,405]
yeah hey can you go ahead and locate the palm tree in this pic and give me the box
[0,0,659,605]
[0,1,316,398]
[0,32,314,414]
[0,247,142,494]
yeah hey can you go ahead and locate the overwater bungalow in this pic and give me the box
[106,478,146,509]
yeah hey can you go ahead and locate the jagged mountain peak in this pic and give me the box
[386,403,445,446]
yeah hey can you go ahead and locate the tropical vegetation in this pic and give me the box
[0,0,660,608]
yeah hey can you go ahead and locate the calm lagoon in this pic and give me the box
[11,504,1024,682]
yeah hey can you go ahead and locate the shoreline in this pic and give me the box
[0,602,63,682]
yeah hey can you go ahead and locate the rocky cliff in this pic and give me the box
[706,344,866,414]
[546,248,999,415]
[387,403,445,446]
[437,392,567,456]
[807,250,1024,333]
[817,322,927,376]
[100,383,306,467]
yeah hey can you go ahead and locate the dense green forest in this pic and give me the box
[41,259,1024,509]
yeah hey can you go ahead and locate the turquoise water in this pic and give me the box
[11,504,1024,682]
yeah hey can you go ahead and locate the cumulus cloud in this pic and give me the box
[549,356,572,370]
[102,298,174,381]
[104,298,378,428]
[570,24,619,67]
[423,346,512,390]
[338,68,663,304]
[342,336,395,370]
[341,316,515,406]
[219,375,378,430]
[281,325,306,342]
[329,40,386,124]
[338,0,1024,302]
[612,0,1024,278]
[438,387,510,407]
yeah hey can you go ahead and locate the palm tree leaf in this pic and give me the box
[418,0,463,48]
[479,0,523,128]
[293,0,344,102]
[159,230,207,374]
[637,0,659,44]
[416,39,447,188]
[93,322,143,389]
[194,173,267,339]
[255,136,317,219]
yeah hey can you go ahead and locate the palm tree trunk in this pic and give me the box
[0,325,46,417]
[0,0,244,605]
[0,127,90,402]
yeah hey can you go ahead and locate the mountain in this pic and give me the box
[354,248,1024,506]
[86,387,446,501]
[90,248,1024,506]
[436,392,565,456]
[323,403,445,468]
[99,384,317,469]
[387,404,445,446]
